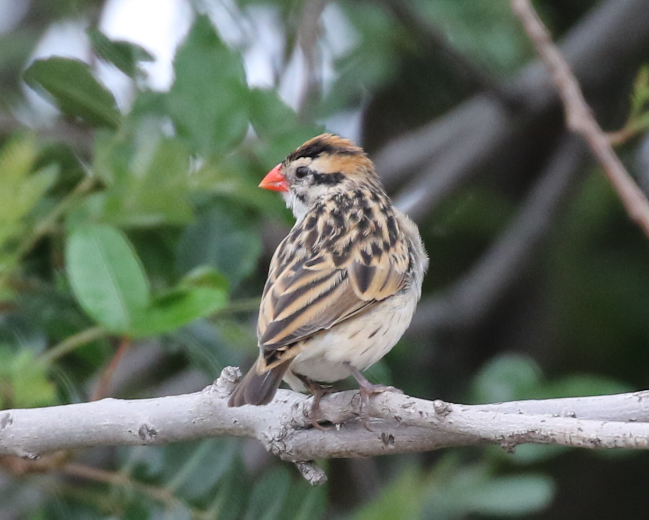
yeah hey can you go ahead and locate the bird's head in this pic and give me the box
[259,133,379,220]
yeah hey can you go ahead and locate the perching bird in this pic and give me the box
[228,134,428,419]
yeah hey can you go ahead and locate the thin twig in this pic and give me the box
[62,463,185,509]
[379,0,649,212]
[0,114,94,153]
[39,326,107,365]
[510,0,649,239]
[90,336,131,401]
[296,0,328,123]
[0,174,97,288]
[211,297,260,317]
[410,135,586,334]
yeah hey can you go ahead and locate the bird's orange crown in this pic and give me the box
[285,133,376,179]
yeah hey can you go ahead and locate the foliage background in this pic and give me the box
[1,0,649,518]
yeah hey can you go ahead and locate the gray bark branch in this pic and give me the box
[410,134,587,334]
[511,0,649,239]
[2,367,649,485]
[382,0,649,221]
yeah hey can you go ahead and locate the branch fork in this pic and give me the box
[511,0,649,238]
[2,367,649,486]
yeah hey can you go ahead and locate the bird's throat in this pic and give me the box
[283,191,309,223]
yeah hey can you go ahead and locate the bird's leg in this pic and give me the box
[295,374,333,430]
[345,362,401,431]
[310,385,333,431]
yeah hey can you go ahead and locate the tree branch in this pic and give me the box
[3,367,649,486]
[379,0,649,221]
[296,0,328,123]
[510,0,649,239]
[409,134,587,334]
[0,113,94,154]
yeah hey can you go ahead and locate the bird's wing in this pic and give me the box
[258,205,411,362]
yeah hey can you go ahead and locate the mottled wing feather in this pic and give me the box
[258,243,371,350]
[348,238,410,301]
[258,190,412,359]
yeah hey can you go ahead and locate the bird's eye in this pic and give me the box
[295,166,309,179]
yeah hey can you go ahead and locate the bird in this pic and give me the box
[228,133,428,423]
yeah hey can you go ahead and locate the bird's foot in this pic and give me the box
[296,374,334,430]
[345,363,402,431]
[309,386,334,430]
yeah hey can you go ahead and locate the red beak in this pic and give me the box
[259,164,289,192]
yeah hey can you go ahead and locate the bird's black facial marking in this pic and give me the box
[287,137,362,162]
[288,140,335,161]
[312,171,345,186]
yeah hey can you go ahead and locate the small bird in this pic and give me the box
[228,134,427,421]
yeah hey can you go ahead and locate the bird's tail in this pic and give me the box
[228,356,290,407]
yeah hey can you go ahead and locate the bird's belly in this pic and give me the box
[288,290,417,383]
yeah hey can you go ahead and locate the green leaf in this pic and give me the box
[248,88,324,172]
[471,353,543,403]
[169,320,245,378]
[243,467,291,520]
[631,65,649,116]
[0,286,14,303]
[66,225,149,333]
[0,135,57,251]
[0,135,58,281]
[278,471,328,520]
[205,458,247,520]
[249,88,299,139]
[289,486,327,520]
[180,265,230,291]
[0,313,47,355]
[107,135,193,226]
[167,16,249,155]
[87,27,154,78]
[24,57,120,128]
[188,155,288,219]
[424,461,555,518]
[0,133,37,184]
[362,359,392,385]
[541,374,631,399]
[9,351,57,408]
[486,443,568,465]
[90,129,194,227]
[353,468,423,520]
[460,475,555,516]
[176,205,262,287]
[162,439,237,500]
[129,285,228,338]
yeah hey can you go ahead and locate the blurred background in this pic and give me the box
[1,0,649,518]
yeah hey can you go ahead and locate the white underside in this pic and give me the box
[282,285,418,390]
